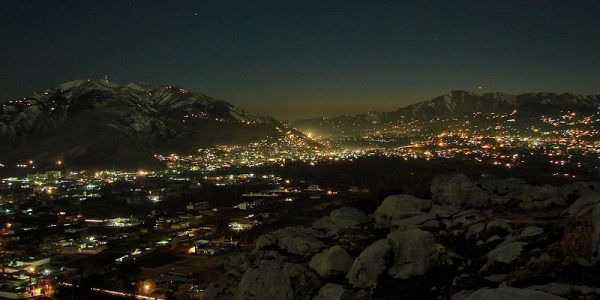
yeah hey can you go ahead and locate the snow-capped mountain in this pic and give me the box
[394,91,600,120]
[0,79,292,169]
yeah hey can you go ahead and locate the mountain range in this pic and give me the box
[0,80,294,170]
[292,90,600,135]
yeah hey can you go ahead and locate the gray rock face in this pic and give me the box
[236,260,321,300]
[309,246,353,279]
[431,174,494,208]
[312,283,346,300]
[562,193,600,217]
[374,194,432,228]
[466,287,566,300]
[312,207,369,231]
[255,226,326,257]
[387,229,441,279]
[481,242,526,272]
[346,239,391,288]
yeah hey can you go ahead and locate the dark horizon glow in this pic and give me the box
[1,0,600,119]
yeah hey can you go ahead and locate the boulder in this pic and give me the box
[374,194,432,228]
[481,242,526,272]
[237,260,321,300]
[255,226,326,257]
[312,283,346,300]
[346,239,391,288]
[387,229,441,279]
[309,246,353,279]
[313,207,369,231]
[466,287,566,300]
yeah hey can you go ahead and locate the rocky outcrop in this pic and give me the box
[346,239,391,288]
[236,260,321,300]
[220,176,600,299]
[387,229,441,279]
[309,246,353,279]
[481,242,526,272]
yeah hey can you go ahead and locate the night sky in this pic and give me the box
[1,1,599,119]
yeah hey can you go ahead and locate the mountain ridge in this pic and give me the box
[292,90,600,134]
